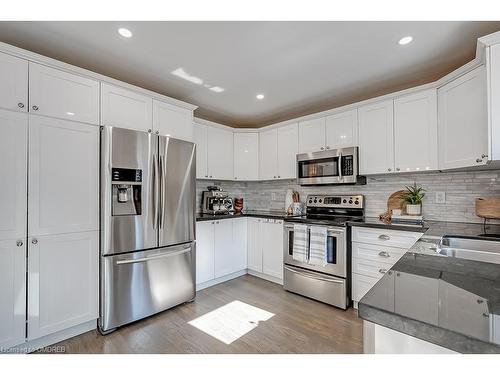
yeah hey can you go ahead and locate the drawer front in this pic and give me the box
[352,273,379,303]
[352,257,394,279]
[352,241,406,265]
[352,227,422,248]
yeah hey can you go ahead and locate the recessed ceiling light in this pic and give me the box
[256,94,265,100]
[398,36,413,45]
[209,86,225,93]
[118,28,133,38]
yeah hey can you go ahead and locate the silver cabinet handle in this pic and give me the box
[32,105,39,111]
[482,154,488,159]
[378,234,390,240]
[387,168,392,172]
[378,251,390,257]
[18,102,25,108]
[32,239,38,245]
[338,151,343,180]
[148,129,152,133]
[476,158,482,163]
[273,176,276,179]
[277,175,280,178]
[396,167,400,171]
[211,221,215,225]
[379,268,387,274]
[320,146,325,150]
[16,240,23,247]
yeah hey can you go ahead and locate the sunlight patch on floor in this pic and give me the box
[188,300,275,344]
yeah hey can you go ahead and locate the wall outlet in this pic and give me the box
[435,191,446,204]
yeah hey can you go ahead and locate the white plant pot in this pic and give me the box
[406,204,422,216]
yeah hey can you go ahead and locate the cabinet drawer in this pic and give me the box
[352,273,379,303]
[352,257,393,279]
[352,241,406,265]
[352,227,422,248]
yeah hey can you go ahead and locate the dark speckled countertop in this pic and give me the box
[196,210,297,222]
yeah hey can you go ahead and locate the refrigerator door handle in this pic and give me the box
[152,153,159,230]
[159,154,166,229]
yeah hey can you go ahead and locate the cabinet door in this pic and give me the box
[207,126,233,180]
[358,99,394,175]
[0,239,26,348]
[29,116,99,236]
[262,220,284,280]
[232,218,248,272]
[27,231,98,340]
[325,109,358,149]
[213,219,235,278]
[29,63,99,124]
[298,117,326,153]
[0,52,28,112]
[194,123,208,179]
[153,99,194,141]
[438,66,488,169]
[259,128,278,180]
[195,221,215,284]
[101,83,153,132]
[234,132,259,180]
[394,89,437,172]
[277,123,299,179]
[490,44,500,161]
[247,218,262,272]
[0,110,27,241]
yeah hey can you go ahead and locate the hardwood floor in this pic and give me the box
[46,275,363,354]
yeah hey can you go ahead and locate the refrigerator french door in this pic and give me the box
[99,127,196,333]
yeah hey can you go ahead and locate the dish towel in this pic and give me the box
[309,226,327,266]
[292,224,309,262]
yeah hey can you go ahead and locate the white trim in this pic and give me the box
[0,42,197,111]
[193,117,237,131]
[196,269,247,291]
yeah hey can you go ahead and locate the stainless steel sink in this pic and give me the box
[436,236,500,264]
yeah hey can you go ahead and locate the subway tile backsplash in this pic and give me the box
[196,169,500,224]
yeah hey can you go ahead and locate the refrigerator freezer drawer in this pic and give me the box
[283,265,348,309]
[100,242,195,332]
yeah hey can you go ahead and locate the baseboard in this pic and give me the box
[196,269,247,291]
[10,320,96,354]
[247,269,283,285]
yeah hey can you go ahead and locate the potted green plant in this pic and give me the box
[403,183,426,215]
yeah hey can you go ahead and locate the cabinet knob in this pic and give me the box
[378,234,390,241]
[320,147,325,150]
[396,167,400,171]
[155,131,159,135]
[148,129,152,133]
[32,239,38,245]
[379,268,387,274]
[387,168,392,172]
[277,175,280,178]
[210,175,213,178]
[16,240,23,247]
[32,105,39,111]
[18,102,25,109]
[326,146,330,150]
[273,176,276,179]
[476,158,482,163]
[205,175,208,178]
[481,154,488,159]
[235,177,238,180]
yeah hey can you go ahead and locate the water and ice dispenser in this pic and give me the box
[111,168,142,216]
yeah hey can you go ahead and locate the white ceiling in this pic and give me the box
[1,21,499,127]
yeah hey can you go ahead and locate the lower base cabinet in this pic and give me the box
[27,231,98,340]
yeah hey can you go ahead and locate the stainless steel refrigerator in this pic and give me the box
[99,126,196,333]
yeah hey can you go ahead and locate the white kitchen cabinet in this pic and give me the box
[101,83,153,132]
[277,123,299,179]
[28,116,99,237]
[0,110,27,241]
[207,126,234,180]
[261,219,284,280]
[325,109,358,149]
[247,217,263,273]
[298,117,326,153]
[232,218,248,272]
[27,231,98,340]
[489,44,500,161]
[29,63,99,124]
[214,219,236,278]
[234,132,259,180]
[153,99,193,141]
[438,66,488,169]
[394,89,438,172]
[195,221,215,284]
[259,128,278,180]
[0,52,28,112]
[0,239,26,348]
[358,99,394,175]
[194,123,208,179]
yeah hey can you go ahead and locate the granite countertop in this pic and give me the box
[196,210,297,222]
[358,251,500,353]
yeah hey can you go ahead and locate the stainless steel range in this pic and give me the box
[283,194,364,309]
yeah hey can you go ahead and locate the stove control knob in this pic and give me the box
[318,199,322,203]
[354,200,359,205]
[349,200,353,204]
[314,199,317,203]
[308,199,312,204]
[343,199,347,203]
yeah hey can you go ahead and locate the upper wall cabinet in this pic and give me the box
[234,132,259,180]
[325,109,358,149]
[153,99,193,141]
[358,99,394,175]
[101,83,153,132]
[394,89,438,172]
[194,123,208,179]
[29,63,99,125]
[298,117,326,153]
[259,128,278,180]
[488,44,500,161]
[277,123,299,179]
[207,126,234,180]
[0,52,28,112]
[438,66,488,170]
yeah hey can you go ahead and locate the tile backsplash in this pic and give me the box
[196,169,500,224]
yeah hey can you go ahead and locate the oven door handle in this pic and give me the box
[338,151,343,181]
[284,265,344,284]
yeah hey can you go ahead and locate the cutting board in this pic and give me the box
[476,197,500,219]
[379,190,407,222]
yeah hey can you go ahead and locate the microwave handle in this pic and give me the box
[338,151,343,180]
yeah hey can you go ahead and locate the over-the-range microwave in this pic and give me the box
[296,146,366,186]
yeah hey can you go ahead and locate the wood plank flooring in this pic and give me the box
[46,275,363,354]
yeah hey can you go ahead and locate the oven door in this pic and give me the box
[296,147,358,185]
[284,224,347,278]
